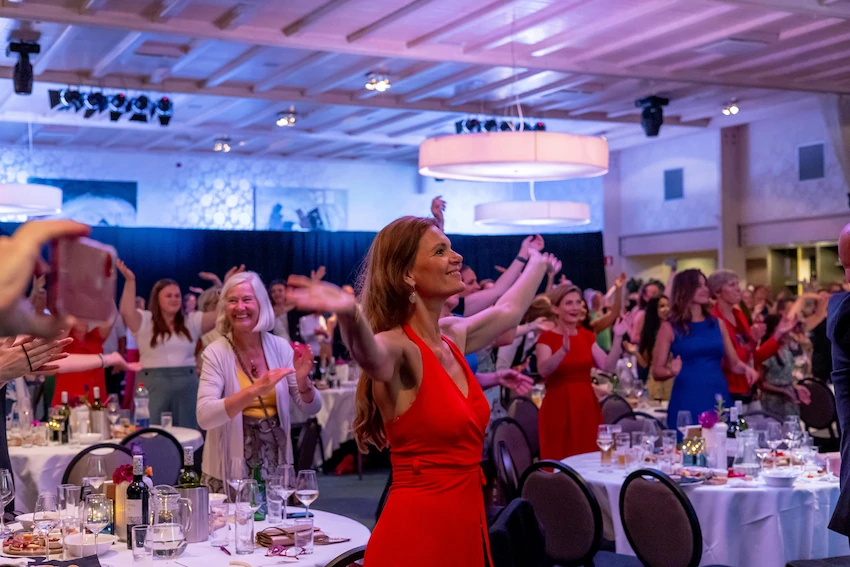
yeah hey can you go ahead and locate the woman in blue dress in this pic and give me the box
[651,269,759,433]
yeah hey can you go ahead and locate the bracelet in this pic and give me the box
[98,354,106,368]
[515,255,528,265]
[21,346,32,373]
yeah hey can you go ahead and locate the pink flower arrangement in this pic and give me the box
[698,410,718,429]
[113,464,133,485]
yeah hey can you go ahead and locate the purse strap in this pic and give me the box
[226,335,273,422]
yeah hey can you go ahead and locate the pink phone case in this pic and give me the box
[49,237,118,322]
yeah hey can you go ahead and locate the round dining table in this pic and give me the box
[10,426,203,513]
[563,452,850,567]
[291,385,357,461]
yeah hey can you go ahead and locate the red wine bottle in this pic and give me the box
[125,455,149,548]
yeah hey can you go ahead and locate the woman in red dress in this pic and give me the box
[52,319,114,406]
[536,285,627,460]
[287,217,555,567]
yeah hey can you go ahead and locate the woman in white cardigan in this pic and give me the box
[197,272,321,489]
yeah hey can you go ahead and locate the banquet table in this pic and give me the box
[563,452,850,567]
[10,426,203,513]
[291,385,357,460]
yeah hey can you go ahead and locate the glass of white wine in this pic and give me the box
[295,470,318,519]
[275,465,296,525]
[596,425,614,473]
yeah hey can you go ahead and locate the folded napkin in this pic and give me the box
[256,527,350,547]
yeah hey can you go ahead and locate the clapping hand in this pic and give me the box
[116,259,135,281]
[795,384,812,405]
[495,369,533,396]
[0,336,72,380]
[310,266,327,282]
[750,322,766,343]
[612,318,628,337]
[286,275,357,316]
[431,196,446,229]
[773,315,797,340]
[253,367,294,397]
[520,235,544,258]
[744,365,759,387]
[198,271,223,287]
[545,255,562,275]
[224,265,246,283]
[615,272,627,288]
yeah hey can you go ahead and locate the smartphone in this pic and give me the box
[49,236,117,323]
[286,512,314,519]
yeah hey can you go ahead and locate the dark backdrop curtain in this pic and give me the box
[0,223,606,300]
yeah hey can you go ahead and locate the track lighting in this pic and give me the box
[722,100,740,116]
[364,72,391,92]
[276,107,297,127]
[152,97,173,126]
[213,137,231,153]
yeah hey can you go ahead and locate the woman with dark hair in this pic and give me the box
[117,261,225,428]
[182,292,197,315]
[652,269,759,434]
[636,296,672,400]
[285,216,555,567]
[268,279,295,341]
[759,314,811,418]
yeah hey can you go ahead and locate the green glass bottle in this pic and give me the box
[252,466,266,522]
[176,447,201,488]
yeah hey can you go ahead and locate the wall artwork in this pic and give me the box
[254,186,348,231]
[29,177,138,226]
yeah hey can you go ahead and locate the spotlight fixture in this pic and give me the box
[484,119,498,132]
[7,41,40,95]
[721,100,740,116]
[276,107,297,127]
[48,89,84,112]
[465,118,481,133]
[456,118,547,135]
[533,122,546,131]
[152,96,173,126]
[213,137,231,153]
[364,72,391,92]
[129,96,149,122]
[83,92,107,118]
[636,95,668,137]
[108,93,127,121]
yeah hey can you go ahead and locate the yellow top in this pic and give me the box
[236,365,278,419]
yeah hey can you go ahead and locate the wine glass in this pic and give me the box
[783,417,803,449]
[34,492,58,561]
[106,395,120,437]
[86,456,107,494]
[275,464,296,524]
[228,458,246,501]
[676,410,693,439]
[754,430,772,472]
[84,495,110,562]
[0,470,15,537]
[596,425,614,473]
[642,419,659,450]
[295,470,319,518]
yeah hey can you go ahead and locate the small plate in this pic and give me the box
[670,475,704,487]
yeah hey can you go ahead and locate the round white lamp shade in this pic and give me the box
[419,131,609,182]
[475,200,590,227]
[0,183,63,216]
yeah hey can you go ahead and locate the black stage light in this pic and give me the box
[152,96,173,126]
[484,119,498,132]
[521,122,531,132]
[129,96,149,122]
[533,122,546,131]
[59,89,84,112]
[465,118,481,133]
[499,121,512,131]
[8,42,40,95]
[83,92,107,118]
[455,120,464,134]
[109,93,127,121]
[636,95,669,137]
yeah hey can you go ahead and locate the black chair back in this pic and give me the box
[62,443,133,486]
[601,395,633,424]
[741,410,782,432]
[798,379,838,432]
[295,418,323,472]
[519,460,602,566]
[613,412,665,447]
[489,417,533,479]
[375,471,392,523]
[121,427,184,485]
[620,468,702,567]
[495,440,520,502]
[507,397,540,458]
[323,545,366,567]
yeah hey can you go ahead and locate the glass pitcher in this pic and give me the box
[732,430,760,477]
[150,485,192,533]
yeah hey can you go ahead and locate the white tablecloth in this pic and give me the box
[563,452,850,567]
[291,386,357,460]
[10,426,203,513]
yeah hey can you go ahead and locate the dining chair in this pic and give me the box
[120,427,184,485]
[323,544,366,567]
[295,418,324,472]
[798,379,840,450]
[601,395,634,425]
[62,443,133,486]
[374,471,392,523]
[489,417,533,481]
[741,410,782,432]
[507,396,540,459]
[495,440,520,503]
[613,412,665,447]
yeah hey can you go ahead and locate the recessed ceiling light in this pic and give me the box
[213,137,231,153]
[365,72,391,92]
[276,106,297,127]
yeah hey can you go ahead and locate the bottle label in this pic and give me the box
[61,392,68,404]
[125,500,144,526]
[133,457,144,476]
[183,447,194,467]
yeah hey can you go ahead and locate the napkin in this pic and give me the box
[0,556,101,567]
[256,527,350,547]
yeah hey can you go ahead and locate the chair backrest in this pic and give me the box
[62,443,133,486]
[620,468,702,567]
[601,395,633,424]
[519,460,602,566]
[120,427,184,486]
[375,471,392,523]
[323,545,366,567]
[741,411,782,432]
[495,441,520,502]
[507,397,540,458]
[613,412,665,447]
[490,417,533,479]
[798,379,838,431]
[296,418,322,472]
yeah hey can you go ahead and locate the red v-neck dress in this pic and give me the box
[364,325,494,567]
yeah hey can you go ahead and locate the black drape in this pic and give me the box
[0,223,606,299]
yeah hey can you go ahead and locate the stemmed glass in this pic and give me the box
[228,458,246,502]
[676,411,693,440]
[783,417,803,450]
[86,456,107,495]
[34,492,58,561]
[755,430,772,472]
[84,495,110,564]
[596,425,614,473]
[106,394,120,435]
[295,470,319,518]
[766,422,783,457]
[0,470,15,537]
[275,464,296,524]
[642,420,659,451]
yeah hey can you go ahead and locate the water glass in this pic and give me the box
[60,517,82,560]
[615,433,631,468]
[266,475,283,525]
[294,518,314,554]
[160,412,173,429]
[209,503,230,546]
[58,484,81,521]
[132,525,151,562]
[234,505,254,555]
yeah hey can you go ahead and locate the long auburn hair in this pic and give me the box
[668,269,714,335]
[149,279,192,348]
[639,296,665,364]
[353,216,438,453]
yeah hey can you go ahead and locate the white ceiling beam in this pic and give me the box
[283,0,354,36]
[98,130,128,149]
[490,76,594,108]
[215,3,262,30]
[450,70,543,106]
[527,0,679,58]
[16,124,43,145]
[283,140,332,157]
[304,57,388,96]
[148,39,212,84]
[240,105,284,128]
[145,0,192,22]
[753,40,850,77]
[570,4,737,64]
[406,0,521,48]
[617,12,791,68]
[0,89,13,113]
[184,99,246,126]
[91,31,144,78]
[2,3,849,94]
[78,0,108,14]
[386,116,451,137]
[797,60,850,81]
[316,142,364,159]
[32,26,76,75]
[350,112,418,134]
[202,45,266,88]
[357,61,441,99]
[402,67,489,102]
[182,136,215,152]
[533,79,643,113]
[255,138,296,156]
[713,0,850,18]
[663,53,723,73]
[778,17,843,40]
[141,133,171,150]
[254,52,337,93]
[307,108,377,132]
[347,0,436,43]
[463,0,592,53]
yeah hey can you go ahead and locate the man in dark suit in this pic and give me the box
[828,223,850,540]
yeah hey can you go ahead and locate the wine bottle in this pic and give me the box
[734,400,748,433]
[58,392,72,444]
[727,407,739,439]
[91,387,104,411]
[252,466,266,522]
[125,455,149,549]
[91,387,105,438]
[176,447,201,488]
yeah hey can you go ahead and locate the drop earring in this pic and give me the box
[409,286,417,303]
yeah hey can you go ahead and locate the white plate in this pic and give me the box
[63,533,118,557]
[75,433,104,444]
[14,513,60,531]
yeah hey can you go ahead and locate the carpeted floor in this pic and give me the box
[311,468,390,531]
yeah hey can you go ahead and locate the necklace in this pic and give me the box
[230,338,260,379]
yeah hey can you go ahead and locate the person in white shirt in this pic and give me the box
[298,312,328,358]
[117,260,224,429]
[268,280,293,342]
